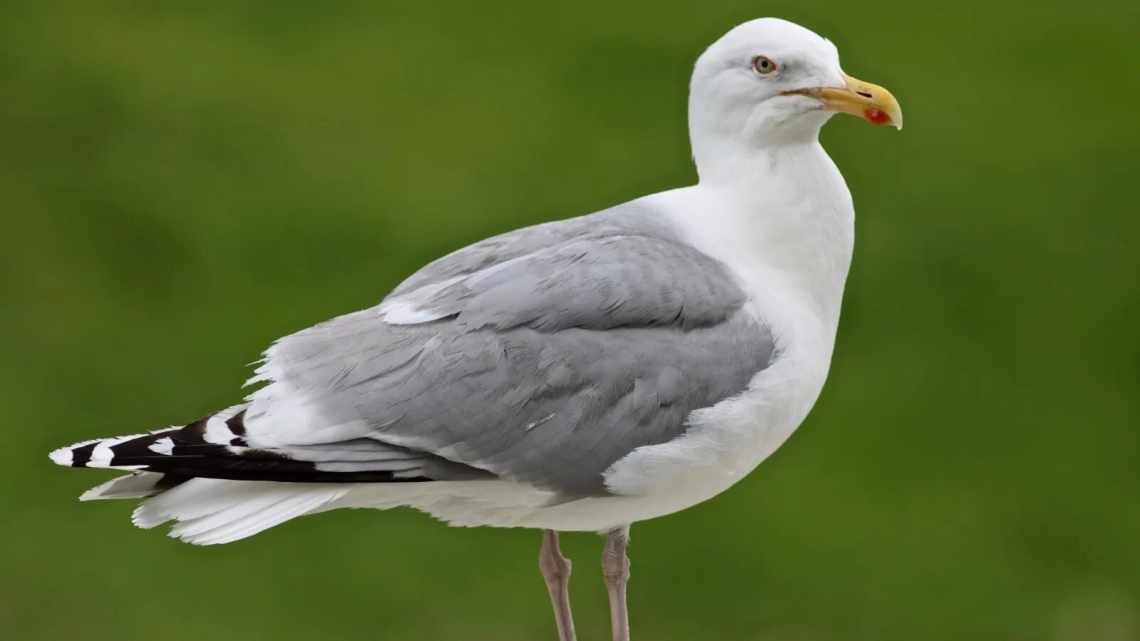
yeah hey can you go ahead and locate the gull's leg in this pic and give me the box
[539,529,577,641]
[602,526,632,641]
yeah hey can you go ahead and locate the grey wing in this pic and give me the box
[388,201,699,297]
[250,207,775,496]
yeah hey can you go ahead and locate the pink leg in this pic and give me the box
[602,526,632,641]
[539,529,577,641]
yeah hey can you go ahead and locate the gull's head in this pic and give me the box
[689,18,902,170]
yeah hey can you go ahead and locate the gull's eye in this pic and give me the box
[751,55,779,76]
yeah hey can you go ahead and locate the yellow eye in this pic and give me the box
[752,55,779,75]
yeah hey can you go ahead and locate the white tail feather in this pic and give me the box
[130,478,349,545]
[178,492,343,545]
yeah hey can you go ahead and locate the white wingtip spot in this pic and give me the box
[88,434,145,468]
[49,437,104,467]
[148,437,175,456]
[204,417,235,444]
[49,447,73,466]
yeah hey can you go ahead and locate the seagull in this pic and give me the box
[49,17,901,641]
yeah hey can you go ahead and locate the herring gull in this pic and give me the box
[49,17,902,641]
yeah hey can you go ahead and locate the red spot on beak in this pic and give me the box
[864,107,891,125]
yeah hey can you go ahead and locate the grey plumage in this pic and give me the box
[258,204,777,496]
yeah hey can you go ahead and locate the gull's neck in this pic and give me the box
[660,138,855,348]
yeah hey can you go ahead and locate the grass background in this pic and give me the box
[3,1,1139,639]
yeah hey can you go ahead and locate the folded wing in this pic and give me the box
[244,206,776,496]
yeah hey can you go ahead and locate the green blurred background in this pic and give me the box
[4,1,1138,640]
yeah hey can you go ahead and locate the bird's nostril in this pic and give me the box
[856,90,873,98]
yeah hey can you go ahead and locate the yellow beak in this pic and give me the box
[785,72,903,130]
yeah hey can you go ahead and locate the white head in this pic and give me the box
[689,18,902,181]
